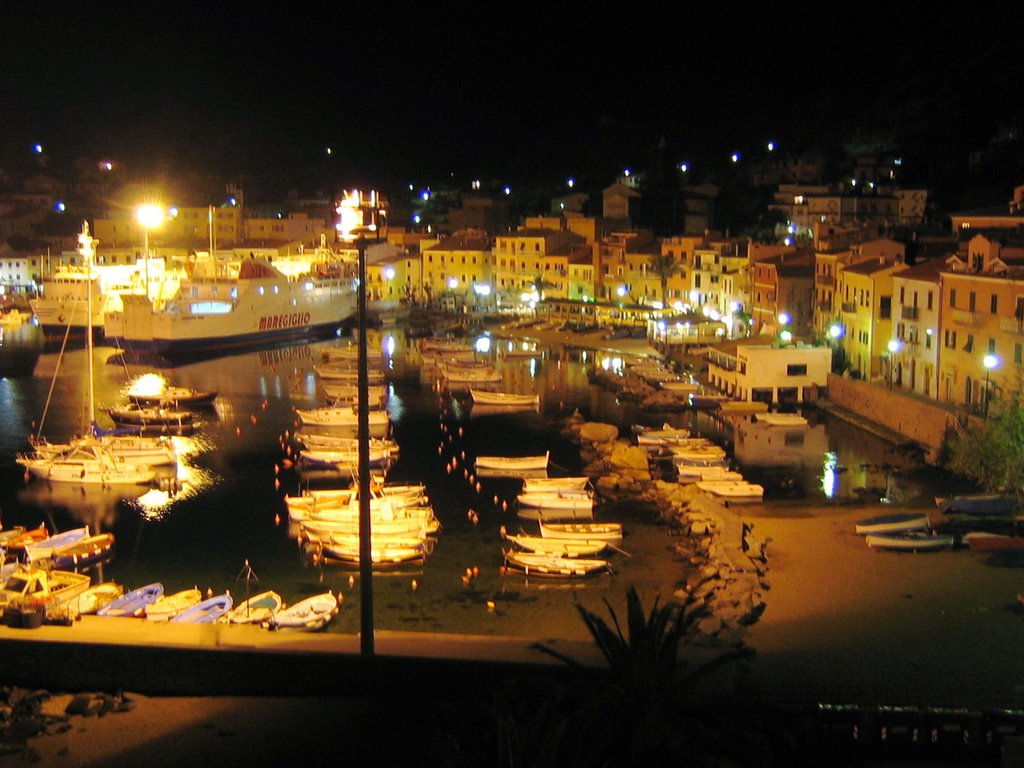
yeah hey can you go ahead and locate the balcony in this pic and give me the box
[815,274,834,285]
[840,302,857,314]
[999,316,1024,335]
[950,309,983,327]
[901,306,919,320]
[816,301,832,312]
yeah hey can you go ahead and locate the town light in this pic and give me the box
[983,353,999,417]
[887,339,902,390]
[828,324,843,339]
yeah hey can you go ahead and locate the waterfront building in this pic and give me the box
[891,259,944,398]
[706,340,831,405]
[594,230,657,303]
[494,228,585,310]
[937,242,1024,412]
[420,230,493,308]
[814,236,906,338]
[835,257,908,382]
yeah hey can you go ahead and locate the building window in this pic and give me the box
[969,292,976,312]
[786,364,807,376]
[950,289,956,308]
[963,334,974,352]
[927,291,933,310]
[991,294,998,314]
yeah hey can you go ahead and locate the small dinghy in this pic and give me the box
[171,592,234,624]
[145,588,203,621]
[269,592,339,632]
[221,590,284,625]
[854,513,931,535]
[73,583,125,615]
[865,530,955,552]
[97,583,164,617]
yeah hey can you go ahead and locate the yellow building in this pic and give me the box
[94,205,245,250]
[938,258,1024,412]
[420,230,493,303]
[494,228,585,307]
[835,257,907,381]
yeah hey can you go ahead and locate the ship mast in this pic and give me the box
[79,222,97,432]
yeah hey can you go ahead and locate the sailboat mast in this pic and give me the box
[80,222,96,431]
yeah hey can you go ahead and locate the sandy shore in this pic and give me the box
[737,500,1024,710]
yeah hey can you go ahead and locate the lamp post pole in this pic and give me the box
[983,354,998,417]
[357,235,374,657]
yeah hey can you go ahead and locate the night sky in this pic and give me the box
[2,4,1023,197]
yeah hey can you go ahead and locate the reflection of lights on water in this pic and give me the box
[384,335,396,357]
[600,356,624,373]
[125,373,167,398]
[820,451,838,499]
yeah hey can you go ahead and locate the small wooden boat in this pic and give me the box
[171,592,234,623]
[538,521,623,545]
[221,590,284,625]
[501,529,608,558]
[317,541,427,566]
[25,526,90,564]
[3,526,49,553]
[936,494,1020,517]
[50,532,116,569]
[269,592,339,631]
[130,386,218,408]
[854,513,931,535]
[145,588,203,621]
[962,531,1024,552]
[502,549,611,578]
[106,405,196,436]
[469,389,540,408]
[73,583,125,615]
[522,476,592,494]
[97,582,165,617]
[755,412,809,428]
[294,406,390,437]
[695,481,765,504]
[865,531,955,552]
[0,565,92,609]
[676,466,743,484]
[475,452,549,472]
[517,490,593,509]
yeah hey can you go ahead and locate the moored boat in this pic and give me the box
[73,582,125,616]
[170,592,234,623]
[24,526,91,564]
[269,592,339,631]
[50,532,116,569]
[502,549,611,578]
[475,452,549,472]
[96,582,165,618]
[105,404,196,436]
[0,565,92,610]
[469,389,540,408]
[538,521,623,545]
[144,588,203,621]
[854,513,931,535]
[864,531,956,552]
[104,252,358,358]
[221,590,284,625]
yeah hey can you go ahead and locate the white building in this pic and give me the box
[707,341,832,405]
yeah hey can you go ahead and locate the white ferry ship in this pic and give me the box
[30,256,184,339]
[104,252,358,358]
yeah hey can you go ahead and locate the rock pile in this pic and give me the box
[0,687,135,758]
[561,412,770,647]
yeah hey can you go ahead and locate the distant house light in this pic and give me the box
[32,144,43,154]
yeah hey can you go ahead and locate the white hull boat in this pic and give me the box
[502,549,611,578]
[469,389,540,408]
[269,592,339,631]
[475,452,549,472]
[865,531,955,552]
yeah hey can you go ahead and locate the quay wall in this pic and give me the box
[823,374,962,464]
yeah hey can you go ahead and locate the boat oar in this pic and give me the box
[604,542,632,558]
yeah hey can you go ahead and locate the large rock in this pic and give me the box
[579,422,619,444]
[608,442,649,470]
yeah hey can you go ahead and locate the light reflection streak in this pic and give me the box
[820,451,839,499]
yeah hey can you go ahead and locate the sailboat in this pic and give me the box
[17,223,160,485]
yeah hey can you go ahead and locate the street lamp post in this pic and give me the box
[136,204,164,295]
[983,353,999,417]
[887,339,901,390]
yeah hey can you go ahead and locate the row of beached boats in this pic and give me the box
[0,557,340,631]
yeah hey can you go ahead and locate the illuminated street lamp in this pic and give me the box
[983,353,999,416]
[136,204,164,291]
[887,339,902,389]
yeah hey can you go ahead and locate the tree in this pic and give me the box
[646,252,680,306]
[945,376,1024,499]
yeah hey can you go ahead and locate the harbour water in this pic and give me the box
[0,324,966,641]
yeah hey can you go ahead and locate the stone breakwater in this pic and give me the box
[561,412,769,648]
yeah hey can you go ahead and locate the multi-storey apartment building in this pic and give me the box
[835,257,907,381]
[594,230,656,303]
[750,250,815,336]
[937,245,1024,412]
[420,230,493,303]
[814,237,905,338]
[891,259,943,397]
[493,228,585,306]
